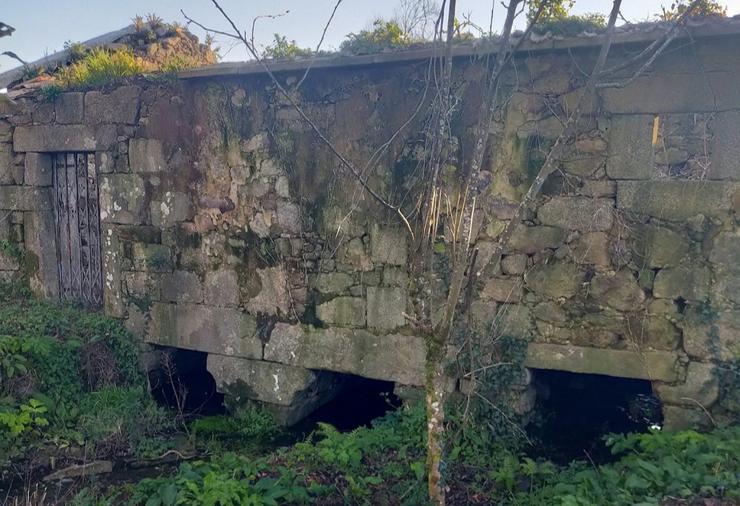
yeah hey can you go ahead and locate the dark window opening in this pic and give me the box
[528,369,662,464]
[149,348,225,418]
[292,375,401,436]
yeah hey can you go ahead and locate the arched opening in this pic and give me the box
[148,348,225,418]
[528,369,662,464]
[293,374,401,434]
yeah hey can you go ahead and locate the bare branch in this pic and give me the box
[296,0,344,89]
[187,0,415,236]
[250,11,289,51]
[599,0,704,81]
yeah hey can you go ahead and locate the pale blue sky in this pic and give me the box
[3,0,740,67]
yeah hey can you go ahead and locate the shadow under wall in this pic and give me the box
[528,369,662,464]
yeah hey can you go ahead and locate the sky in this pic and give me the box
[2,0,740,68]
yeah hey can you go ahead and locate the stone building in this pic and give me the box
[1,19,738,429]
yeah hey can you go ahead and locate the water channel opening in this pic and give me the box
[528,369,662,464]
[149,349,225,417]
[293,375,401,435]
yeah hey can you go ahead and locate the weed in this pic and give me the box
[56,48,146,88]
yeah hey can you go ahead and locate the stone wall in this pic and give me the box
[2,30,739,428]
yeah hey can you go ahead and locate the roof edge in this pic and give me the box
[178,17,740,80]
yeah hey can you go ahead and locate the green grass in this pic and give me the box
[56,47,147,88]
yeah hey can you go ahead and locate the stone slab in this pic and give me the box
[24,153,52,186]
[146,303,262,359]
[84,86,140,124]
[606,114,654,180]
[709,111,740,180]
[366,286,406,330]
[506,225,566,254]
[653,266,711,301]
[654,362,719,407]
[370,225,408,265]
[161,270,203,303]
[24,209,59,300]
[525,342,680,382]
[207,354,317,407]
[617,180,738,220]
[99,173,146,224]
[13,124,117,152]
[129,138,167,173]
[264,323,426,386]
[54,92,84,124]
[602,70,740,113]
[316,296,366,327]
[538,197,613,231]
[0,186,51,211]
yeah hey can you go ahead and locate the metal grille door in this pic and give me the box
[52,153,103,308]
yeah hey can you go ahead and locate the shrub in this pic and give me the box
[340,20,410,54]
[660,0,727,20]
[532,12,606,36]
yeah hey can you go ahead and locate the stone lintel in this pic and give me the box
[13,124,117,152]
[525,343,680,382]
[146,303,262,359]
[265,323,426,386]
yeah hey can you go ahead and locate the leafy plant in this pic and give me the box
[0,398,48,437]
[0,291,168,469]
[340,20,411,54]
[500,427,740,505]
[130,454,311,506]
[531,12,606,36]
[262,34,312,60]
[660,0,727,20]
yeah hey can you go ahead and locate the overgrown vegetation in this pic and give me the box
[1,287,737,504]
[68,404,740,505]
[340,19,412,54]
[27,16,217,94]
[0,287,170,472]
[54,48,147,88]
[531,13,606,36]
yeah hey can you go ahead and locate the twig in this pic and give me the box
[184,1,416,238]
[296,0,344,89]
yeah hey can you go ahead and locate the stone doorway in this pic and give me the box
[52,152,103,307]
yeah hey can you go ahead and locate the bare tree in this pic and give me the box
[394,0,439,39]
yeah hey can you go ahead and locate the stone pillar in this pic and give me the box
[23,209,58,300]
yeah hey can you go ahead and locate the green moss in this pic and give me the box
[146,247,173,271]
